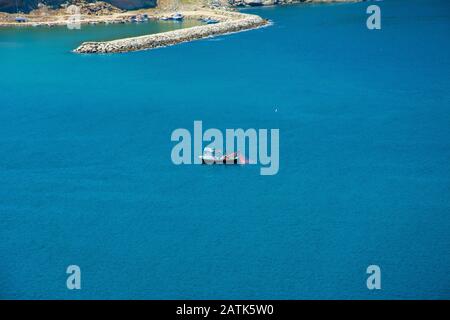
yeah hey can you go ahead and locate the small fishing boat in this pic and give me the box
[199,148,240,165]
[170,13,184,21]
[15,16,27,23]
[202,18,219,24]
[135,14,148,23]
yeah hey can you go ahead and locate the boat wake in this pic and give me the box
[238,154,248,165]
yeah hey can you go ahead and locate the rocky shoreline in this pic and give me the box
[74,11,268,54]
[0,0,360,27]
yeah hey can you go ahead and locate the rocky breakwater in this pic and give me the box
[74,12,268,54]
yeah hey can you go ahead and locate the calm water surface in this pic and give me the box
[0,0,449,299]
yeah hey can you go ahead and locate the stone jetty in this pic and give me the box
[74,12,268,54]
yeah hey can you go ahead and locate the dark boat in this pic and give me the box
[15,17,27,23]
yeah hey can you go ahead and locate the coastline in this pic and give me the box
[0,0,360,54]
[0,8,164,28]
[74,11,270,54]
[0,8,259,28]
[0,0,360,28]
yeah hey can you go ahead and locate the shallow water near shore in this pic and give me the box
[0,18,202,48]
[1,0,450,299]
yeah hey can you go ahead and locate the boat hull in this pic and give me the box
[200,158,239,165]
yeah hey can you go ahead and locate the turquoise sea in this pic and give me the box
[0,0,449,299]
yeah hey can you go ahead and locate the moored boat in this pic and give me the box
[135,14,148,23]
[201,18,219,24]
[170,13,184,21]
[15,16,27,23]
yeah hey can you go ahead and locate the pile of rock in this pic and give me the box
[208,0,232,10]
[0,12,14,23]
[74,13,268,54]
[61,0,124,15]
[83,2,124,15]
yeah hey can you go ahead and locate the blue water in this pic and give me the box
[1,0,449,299]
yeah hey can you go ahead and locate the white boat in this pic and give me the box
[201,18,219,24]
[170,13,184,21]
[134,14,148,23]
[199,148,240,165]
